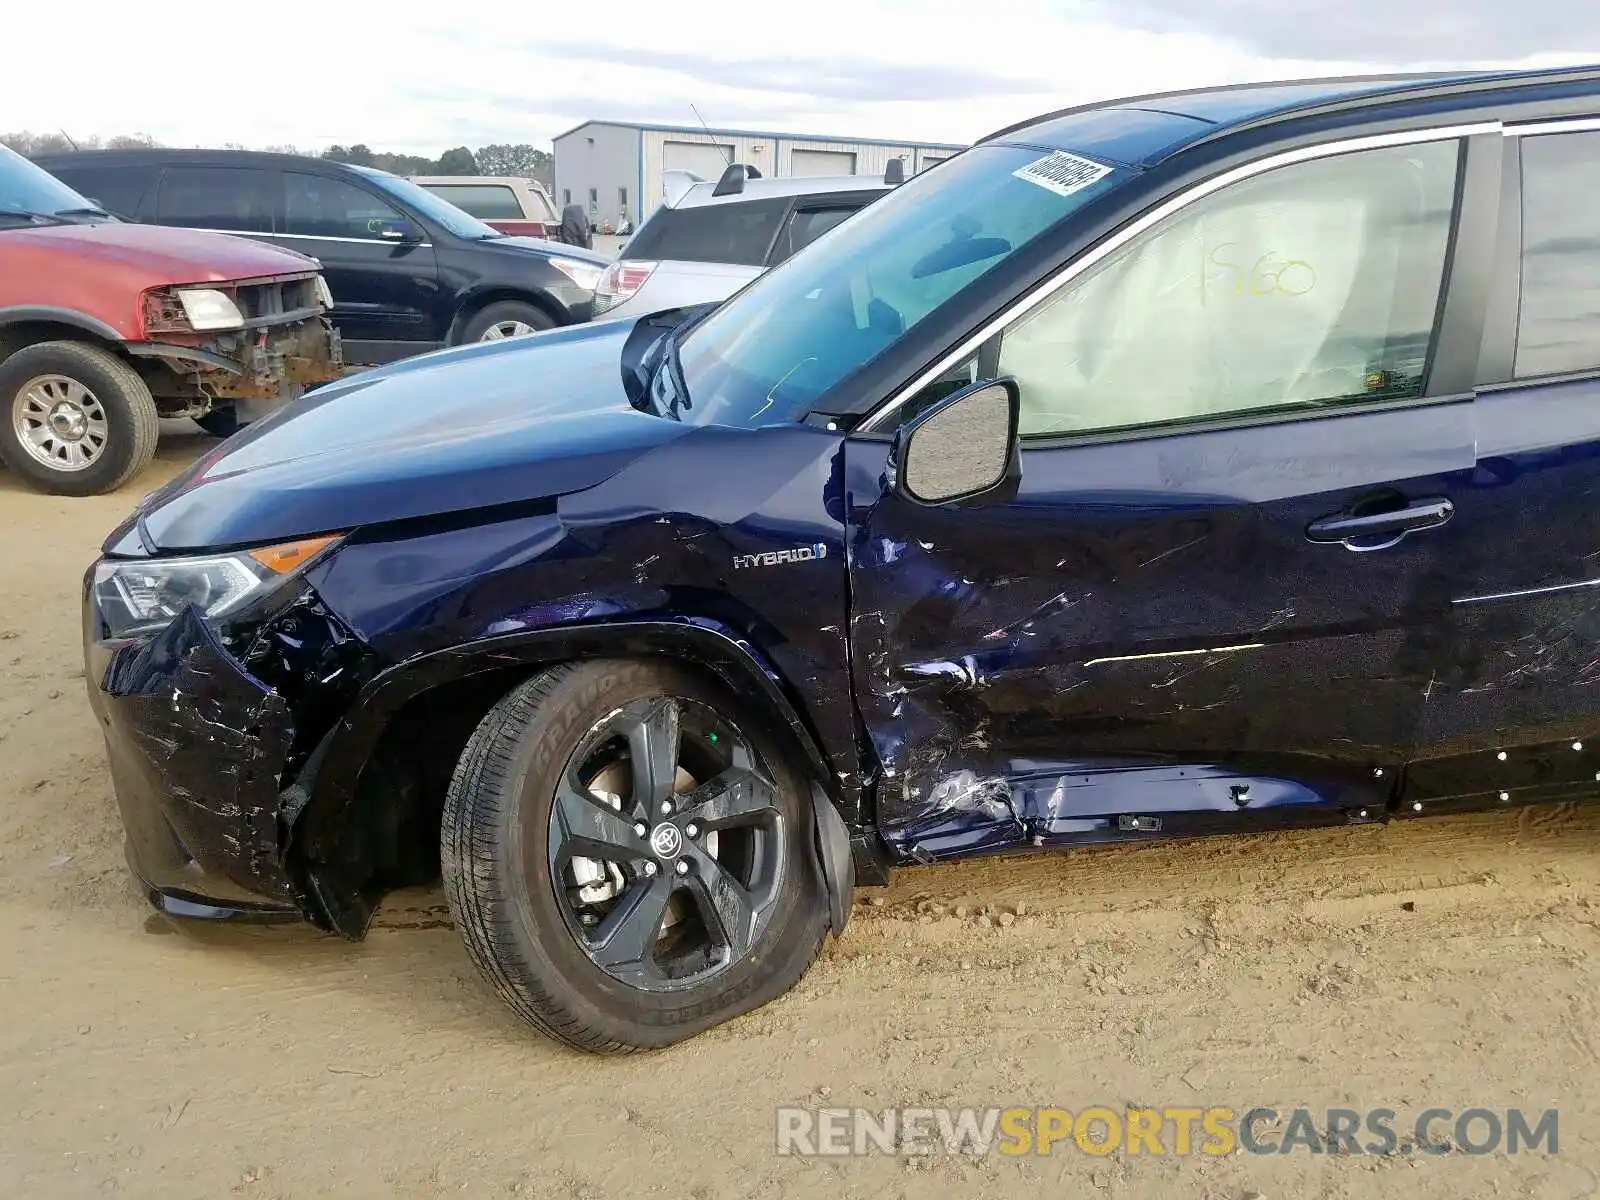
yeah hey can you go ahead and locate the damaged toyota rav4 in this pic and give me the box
[85,67,1600,1052]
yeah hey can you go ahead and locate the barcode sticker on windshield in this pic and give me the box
[1013,150,1112,197]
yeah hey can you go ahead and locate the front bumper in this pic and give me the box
[130,315,345,407]
[86,604,305,922]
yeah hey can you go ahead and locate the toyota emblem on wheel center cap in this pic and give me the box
[649,823,683,859]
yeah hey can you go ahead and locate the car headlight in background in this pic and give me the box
[91,535,341,639]
[547,256,606,292]
[313,276,335,308]
[592,260,658,315]
[177,288,246,331]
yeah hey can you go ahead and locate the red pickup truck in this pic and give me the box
[1,144,343,496]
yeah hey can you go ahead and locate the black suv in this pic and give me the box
[36,150,611,365]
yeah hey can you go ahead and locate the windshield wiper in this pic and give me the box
[53,205,110,218]
[0,210,63,226]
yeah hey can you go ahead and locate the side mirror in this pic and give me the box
[892,379,1020,506]
[373,217,423,242]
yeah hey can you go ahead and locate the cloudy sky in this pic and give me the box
[4,1,1595,154]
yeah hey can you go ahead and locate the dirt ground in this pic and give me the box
[2,430,1598,1199]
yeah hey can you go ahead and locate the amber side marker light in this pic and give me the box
[248,535,343,574]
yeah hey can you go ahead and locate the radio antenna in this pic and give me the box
[689,104,733,165]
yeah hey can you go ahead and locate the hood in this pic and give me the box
[134,318,691,551]
[3,221,319,285]
[491,234,610,265]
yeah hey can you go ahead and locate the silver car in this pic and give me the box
[591,163,901,320]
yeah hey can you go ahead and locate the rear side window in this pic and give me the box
[284,172,403,239]
[422,183,524,220]
[1517,131,1600,378]
[622,197,790,265]
[772,204,862,264]
[157,166,272,232]
[53,165,158,221]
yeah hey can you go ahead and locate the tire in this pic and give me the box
[0,341,159,496]
[459,301,556,344]
[194,405,240,439]
[442,660,829,1053]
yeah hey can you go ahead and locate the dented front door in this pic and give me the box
[844,399,1475,857]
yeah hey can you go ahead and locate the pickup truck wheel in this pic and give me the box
[460,301,555,343]
[0,341,159,496]
[441,660,828,1053]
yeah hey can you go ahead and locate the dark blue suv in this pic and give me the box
[84,66,1600,1052]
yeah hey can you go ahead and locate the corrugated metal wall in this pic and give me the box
[776,139,915,179]
[639,130,961,218]
[642,129,773,218]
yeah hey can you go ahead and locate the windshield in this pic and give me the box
[0,144,103,222]
[673,144,1124,427]
[353,166,503,239]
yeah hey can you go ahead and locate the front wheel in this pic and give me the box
[0,341,159,496]
[441,660,828,1053]
[459,301,555,343]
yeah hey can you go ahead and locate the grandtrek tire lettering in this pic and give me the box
[733,543,830,570]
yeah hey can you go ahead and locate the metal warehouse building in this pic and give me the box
[553,120,965,229]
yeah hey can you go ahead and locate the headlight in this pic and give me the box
[547,256,605,292]
[313,276,335,308]
[177,288,245,331]
[92,535,341,639]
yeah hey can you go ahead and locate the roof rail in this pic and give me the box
[977,70,1477,143]
[1183,64,1600,152]
[712,162,763,196]
[883,157,905,185]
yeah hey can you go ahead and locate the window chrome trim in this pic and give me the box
[859,120,1502,434]
[179,227,434,248]
[1503,116,1600,136]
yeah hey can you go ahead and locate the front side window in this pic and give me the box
[55,165,157,221]
[354,168,500,239]
[990,140,1460,439]
[1517,130,1600,378]
[284,172,403,239]
[157,166,272,232]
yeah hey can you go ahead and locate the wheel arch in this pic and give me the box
[0,309,124,367]
[448,287,567,344]
[285,619,873,938]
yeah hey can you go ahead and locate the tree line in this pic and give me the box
[1,131,552,179]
